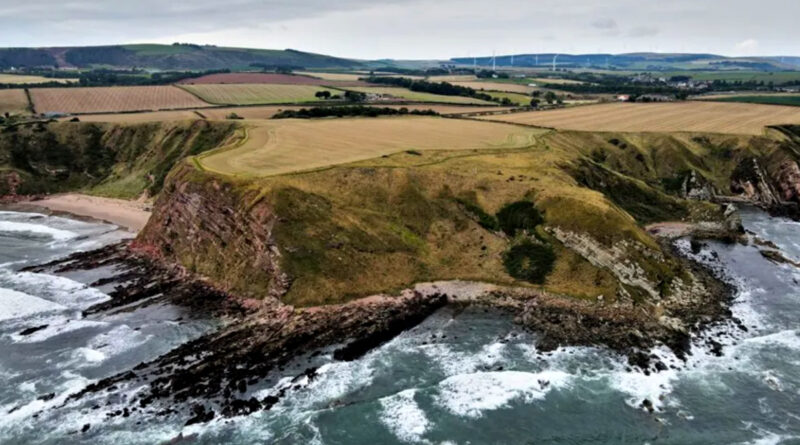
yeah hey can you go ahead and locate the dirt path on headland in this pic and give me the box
[25,194,152,232]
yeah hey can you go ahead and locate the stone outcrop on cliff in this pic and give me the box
[136,164,289,300]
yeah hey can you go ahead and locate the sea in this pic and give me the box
[0,207,798,445]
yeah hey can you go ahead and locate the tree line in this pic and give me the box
[272,106,439,119]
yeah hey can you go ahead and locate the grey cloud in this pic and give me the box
[591,18,618,30]
[628,26,660,37]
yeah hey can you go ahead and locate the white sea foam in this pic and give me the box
[10,318,108,343]
[0,269,110,309]
[0,220,78,241]
[435,370,570,418]
[0,287,66,322]
[379,389,431,444]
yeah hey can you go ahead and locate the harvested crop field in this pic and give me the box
[451,81,536,94]
[59,104,511,123]
[199,116,544,177]
[30,86,210,114]
[343,87,495,104]
[0,74,77,84]
[179,84,338,105]
[0,89,30,115]
[295,71,364,82]
[477,102,800,135]
[180,73,324,85]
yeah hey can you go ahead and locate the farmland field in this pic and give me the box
[30,86,210,114]
[477,102,800,135]
[295,71,364,82]
[199,116,543,177]
[342,87,495,104]
[179,84,338,105]
[702,95,800,107]
[180,72,325,85]
[451,81,536,94]
[0,89,30,115]
[486,91,532,105]
[62,104,515,123]
[0,74,77,84]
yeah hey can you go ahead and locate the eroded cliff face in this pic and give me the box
[135,164,289,300]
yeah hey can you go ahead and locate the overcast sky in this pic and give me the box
[0,0,797,59]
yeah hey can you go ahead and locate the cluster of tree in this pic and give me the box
[248,63,303,73]
[272,105,438,119]
[476,70,510,79]
[365,76,493,101]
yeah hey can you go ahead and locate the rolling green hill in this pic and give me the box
[0,44,361,70]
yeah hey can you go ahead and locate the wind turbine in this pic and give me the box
[492,50,496,71]
[552,54,559,71]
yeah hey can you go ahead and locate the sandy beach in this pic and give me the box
[26,194,152,232]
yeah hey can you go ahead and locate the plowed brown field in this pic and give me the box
[31,86,210,114]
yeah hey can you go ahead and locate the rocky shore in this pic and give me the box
[21,228,740,428]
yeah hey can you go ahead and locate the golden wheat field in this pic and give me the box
[179,84,338,105]
[0,74,77,84]
[198,116,544,177]
[451,81,536,94]
[0,89,30,115]
[478,102,800,135]
[30,86,210,114]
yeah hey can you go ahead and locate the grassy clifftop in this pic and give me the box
[139,122,800,308]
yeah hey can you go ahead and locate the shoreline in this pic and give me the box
[6,194,152,233]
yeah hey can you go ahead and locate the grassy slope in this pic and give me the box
[0,120,238,198]
[169,125,794,306]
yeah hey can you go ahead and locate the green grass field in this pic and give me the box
[664,71,800,84]
[342,87,495,105]
[178,84,338,105]
[708,95,800,107]
[486,91,533,105]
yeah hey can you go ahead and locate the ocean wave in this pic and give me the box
[0,220,78,241]
[435,370,571,418]
[379,389,431,444]
[0,269,110,309]
[0,287,66,322]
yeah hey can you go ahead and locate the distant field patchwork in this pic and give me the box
[343,87,495,105]
[31,86,210,114]
[199,116,543,177]
[180,84,338,105]
[477,102,800,135]
[0,89,30,115]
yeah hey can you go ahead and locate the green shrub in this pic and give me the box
[496,201,544,236]
[503,240,555,284]
[455,198,499,231]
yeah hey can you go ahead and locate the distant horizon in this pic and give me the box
[1,0,797,60]
[1,42,798,62]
